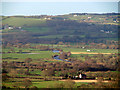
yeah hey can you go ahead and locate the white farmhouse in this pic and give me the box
[79,73,82,78]
[18,27,22,29]
[88,17,91,19]
[74,15,78,17]
[87,50,90,52]
[8,27,13,30]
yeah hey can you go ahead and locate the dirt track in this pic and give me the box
[71,52,113,55]
[60,80,109,83]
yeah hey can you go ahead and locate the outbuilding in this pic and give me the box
[87,50,90,52]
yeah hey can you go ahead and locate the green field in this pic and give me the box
[2,14,119,89]
[62,47,118,53]
[3,80,89,88]
[2,45,118,64]
[3,17,46,27]
[23,27,50,33]
[2,46,63,63]
[3,51,52,59]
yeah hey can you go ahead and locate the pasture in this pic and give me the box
[62,47,118,53]
[2,45,117,63]
[3,17,46,27]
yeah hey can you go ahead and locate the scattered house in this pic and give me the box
[44,18,47,20]
[88,17,91,19]
[72,73,87,79]
[44,17,51,20]
[113,21,117,23]
[75,76,78,78]
[87,50,90,52]
[100,30,112,34]
[100,30,104,32]
[18,27,22,29]
[113,20,119,23]
[74,15,78,17]
[2,25,14,30]
[117,20,119,22]
[64,19,66,21]
[105,31,110,33]
[47,18,51,20]
[78,73,86,79]
[79,73,82,78]
[113,19,119,23]
[8,26,13,30]
[105,30,113,33]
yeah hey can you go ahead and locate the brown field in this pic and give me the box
[71,52,113,55]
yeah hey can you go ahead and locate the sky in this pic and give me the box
[1,0,120,2]
[1,1,119,16]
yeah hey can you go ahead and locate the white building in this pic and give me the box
[74,15,78,17]
[8,27,13,30]
[87,50,90,52]
[79,74,82,78]
[88,17,91,19]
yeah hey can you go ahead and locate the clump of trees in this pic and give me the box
[3,54,119,78]
[59,52,71,60]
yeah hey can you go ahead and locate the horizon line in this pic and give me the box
[1,12,119,16]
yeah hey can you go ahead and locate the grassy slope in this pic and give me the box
[2,15,118,27]
[2,17,46,27]
[2,16,119,40]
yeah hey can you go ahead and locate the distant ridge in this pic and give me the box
[1,13,120,17]
[69,13,120,15]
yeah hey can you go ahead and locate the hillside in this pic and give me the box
[2,13,119,26]
[1,13,119,44]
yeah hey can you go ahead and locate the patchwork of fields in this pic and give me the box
[2,13,119,88]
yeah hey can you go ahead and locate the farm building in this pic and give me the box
[71,73,87,79]
[87,50,90,52]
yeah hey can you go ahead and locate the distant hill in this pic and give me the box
[1,13,119,44]
[2,13,119,26]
